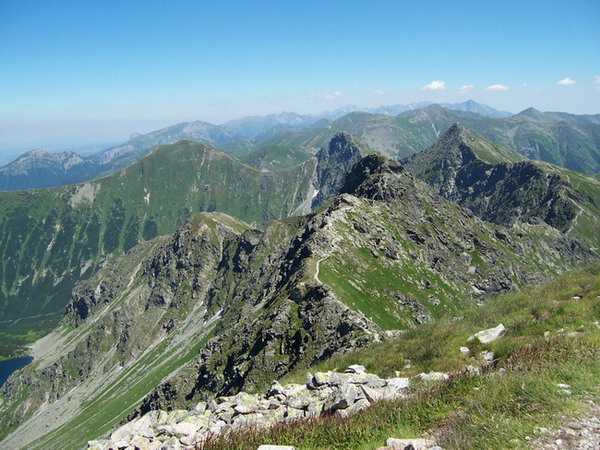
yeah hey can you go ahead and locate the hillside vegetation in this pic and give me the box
[404,124,600,251]
[261,105,600,174]
[207,262,600,449]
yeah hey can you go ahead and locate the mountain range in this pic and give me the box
[0,114,599,448]
[0,100,546,191]
[1,126,596,448]
[403,124,600,250]
[260,105,600,175]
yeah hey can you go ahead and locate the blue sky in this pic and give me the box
[0,0,599,154]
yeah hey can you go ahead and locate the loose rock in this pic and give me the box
[468,324,506,344]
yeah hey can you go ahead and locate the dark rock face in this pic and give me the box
[341,154,405,201]
[312,132,365,207]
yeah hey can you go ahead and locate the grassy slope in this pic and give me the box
[405,125,600,251]
[0,214,254,448]
[0,141,315,358]
[207,263,600,449]
[260,106,600,174]
[241,145,314,170]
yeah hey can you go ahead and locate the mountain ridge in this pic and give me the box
[1,148,594,448]
[3,101,598,192]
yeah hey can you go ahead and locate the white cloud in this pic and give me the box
[301,93,316,99]
[370,89,385,96]
[352,83,360,89]
[323,90,344,100]
[484,84,509,92]
[422,80,446,91]
[458,84,474,93]
[594,76,600,84]
[556,77,576,86]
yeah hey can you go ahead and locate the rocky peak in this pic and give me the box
[321,132,359,155]
[341,154,408,201]
[404,125,600,244]
[311,133,365,207]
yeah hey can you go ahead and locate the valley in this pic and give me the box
[0,135,364,359]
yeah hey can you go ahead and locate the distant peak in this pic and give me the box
[447,122,467,133]
[517,107,545,119]
[421,123,526,166]
[22,148,49,157]
[316,132,363,162]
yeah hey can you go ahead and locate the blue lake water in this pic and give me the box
[0,356,33,388]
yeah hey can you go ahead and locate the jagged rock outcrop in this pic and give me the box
[311,132,366,207]
[0,134,369,357]
[88,366,411,449]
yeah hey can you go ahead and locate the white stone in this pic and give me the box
[387,377,410,390]
[130,436,150,450]
[110,423,135,442]
[194,401,207,413]
[481,351,495,361]
[417,372,449,382]
[87,441,108,450]
[360,385,381,403]
[345,364,366,374]
[312,372,332,386]
[465,365,480,375]
[469,324,506,344]
[364,374,386,388]
[460,347,470,353]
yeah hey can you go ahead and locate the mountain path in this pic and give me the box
[314,257,327,283]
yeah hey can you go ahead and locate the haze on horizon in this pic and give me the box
[1,0,598,157]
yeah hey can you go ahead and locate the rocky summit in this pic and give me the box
[404,124,600,250]
[1,144,595,448]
